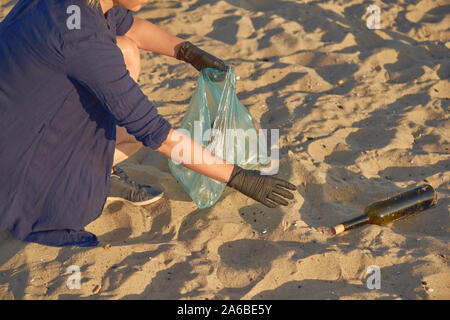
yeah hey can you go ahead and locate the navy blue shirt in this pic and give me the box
[0,0,172,246]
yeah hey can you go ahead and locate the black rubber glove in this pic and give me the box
[227,166,296,208]
[176,41,227,72]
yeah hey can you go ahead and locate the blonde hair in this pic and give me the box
[87,0,99,7]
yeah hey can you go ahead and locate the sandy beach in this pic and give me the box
[0,0,449,300]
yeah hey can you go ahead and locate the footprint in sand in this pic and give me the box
[216,239,280,288]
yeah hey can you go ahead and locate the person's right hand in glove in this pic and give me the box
[227,165,296,208]
[176,41,228,72]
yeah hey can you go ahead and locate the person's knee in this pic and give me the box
[117,36,139,62]
[116,36,141,80]
[116,125,138,145]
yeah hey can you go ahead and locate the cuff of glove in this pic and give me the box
[226,165,244,188]
[175,41,192,61]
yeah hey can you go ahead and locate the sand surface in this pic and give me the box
[0,0,449,300]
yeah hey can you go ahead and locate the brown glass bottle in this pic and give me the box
[332,184,437,235]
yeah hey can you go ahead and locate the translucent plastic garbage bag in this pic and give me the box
[168,66,268,209]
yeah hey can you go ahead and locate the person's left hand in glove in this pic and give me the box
[157,130,296,209]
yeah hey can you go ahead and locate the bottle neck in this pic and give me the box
[342,215,370,232]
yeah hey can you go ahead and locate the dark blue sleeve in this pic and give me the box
[112,6,134,36]
[63,32,172,150]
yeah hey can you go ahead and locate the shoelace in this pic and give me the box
[113,167,155,201]
[129,186,150,201]
[113,167,143,190]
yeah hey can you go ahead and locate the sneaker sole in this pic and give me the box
[107,192,164,206]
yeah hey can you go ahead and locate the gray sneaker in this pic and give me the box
[107,166,164,206]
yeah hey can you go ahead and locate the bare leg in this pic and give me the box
[113,35,143,171]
